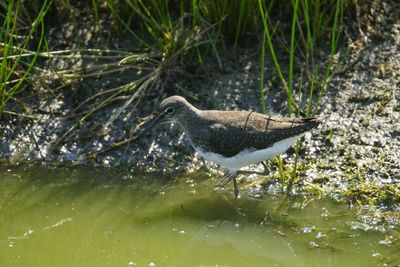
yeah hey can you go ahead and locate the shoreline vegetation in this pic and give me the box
[1,0,399,231]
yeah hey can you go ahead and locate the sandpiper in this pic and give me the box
[148,95,320,198]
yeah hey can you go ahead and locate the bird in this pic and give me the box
[147,95,320,198]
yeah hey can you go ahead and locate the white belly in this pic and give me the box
[195,134,304,172]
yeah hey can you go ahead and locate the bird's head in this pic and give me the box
[157,95,195,124]
[137,96,198,136]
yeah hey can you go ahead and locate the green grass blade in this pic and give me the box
[288,0,300,116]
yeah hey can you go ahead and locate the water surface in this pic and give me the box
[0,166,398,266]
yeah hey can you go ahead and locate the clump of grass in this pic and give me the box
[105,0,263,68]
[0,0,52,118]
[345,183,400,208]
[1,1,347,119]
[257,0,346,187]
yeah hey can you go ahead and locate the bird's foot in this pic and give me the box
[215,172,240,199]
[215,172,234,188]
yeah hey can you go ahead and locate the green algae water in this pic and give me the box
[0,166,398,267]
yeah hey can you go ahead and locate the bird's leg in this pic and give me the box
[215,171,240,199]
[261,161,271,175]
[215,172,234,188]
[232,174,239,199]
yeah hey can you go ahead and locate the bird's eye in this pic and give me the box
[165,107,175,115]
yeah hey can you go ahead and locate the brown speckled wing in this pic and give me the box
[194,111,319,157]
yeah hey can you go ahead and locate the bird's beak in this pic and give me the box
[134,111,164,139]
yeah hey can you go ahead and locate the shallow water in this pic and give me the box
[0,166,398,267]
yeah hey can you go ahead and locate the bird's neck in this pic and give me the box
[177,107,200,129]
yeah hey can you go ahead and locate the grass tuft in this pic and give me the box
[0,0,51,118]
